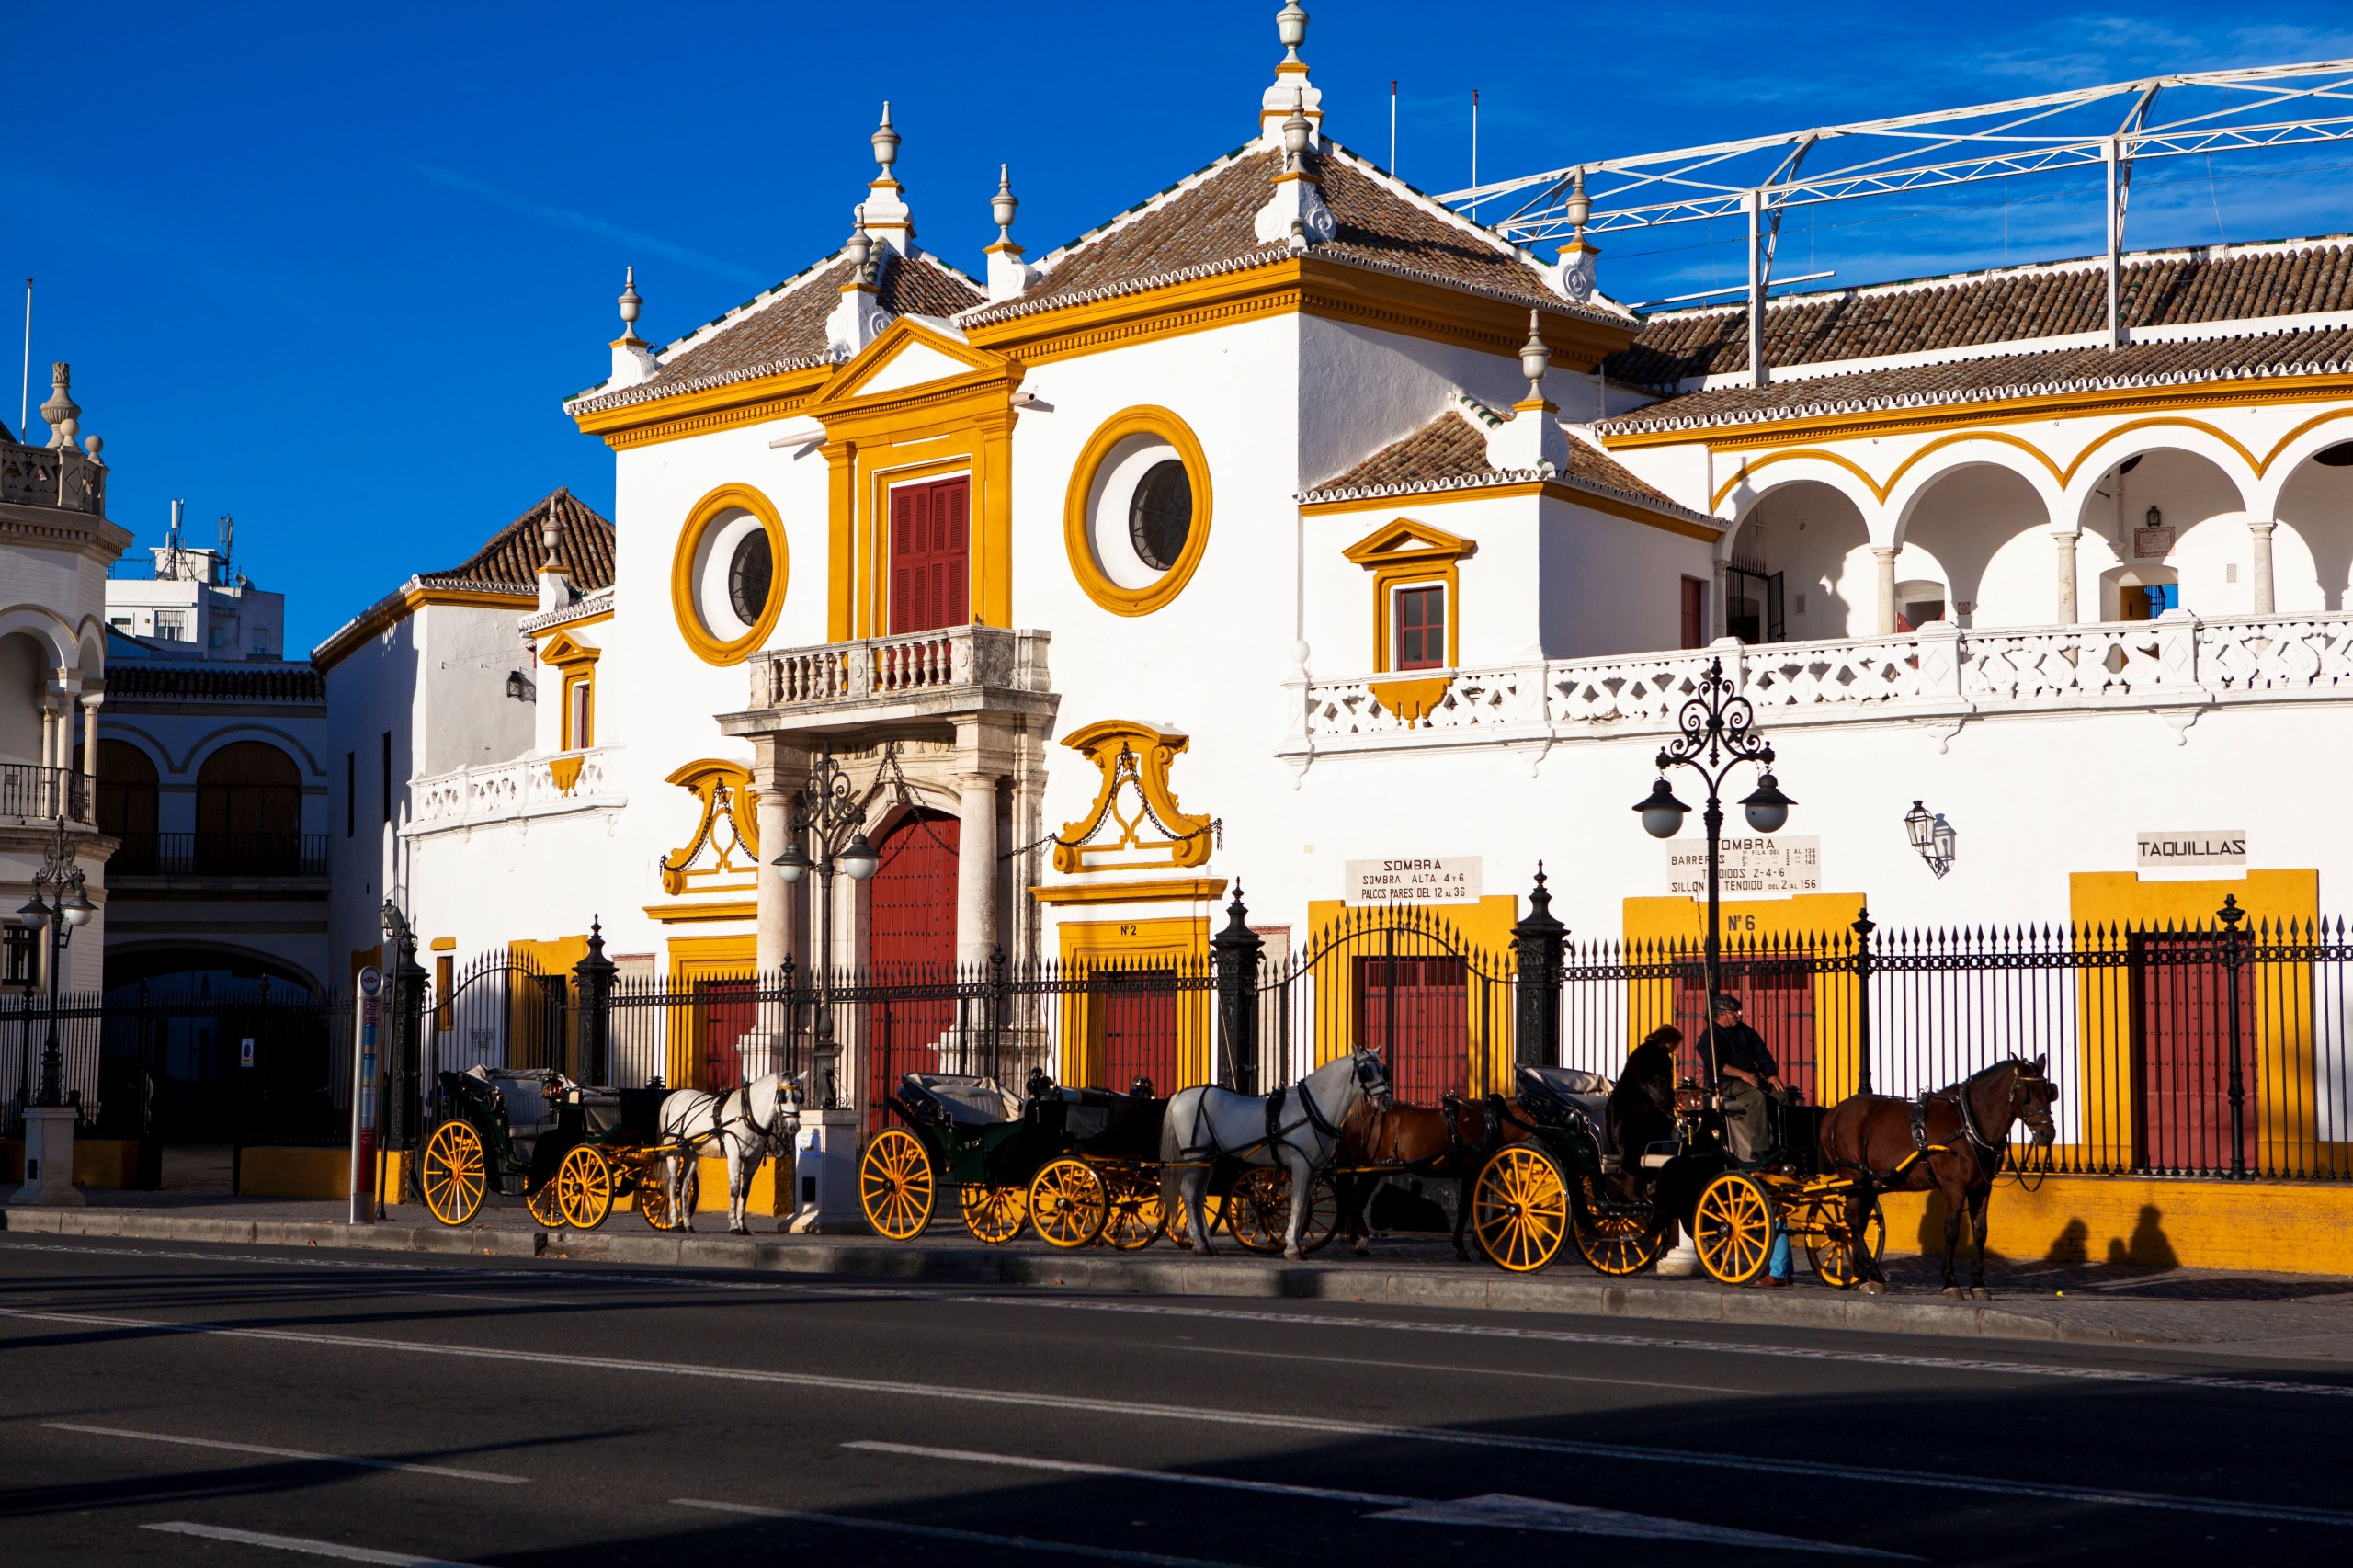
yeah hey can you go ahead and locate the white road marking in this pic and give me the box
[843,1440,1910,1556]
[6,1304,2346,1528]
[673,1498,1253,1566]
[1172,1342,1754,1393]
[46,1422,523,1483]
[142,1521,477,1565]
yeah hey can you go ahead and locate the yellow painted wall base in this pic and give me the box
[0,1138,153,1188]
[371,1152,788,1219]
[1876,1173,2353,1277]
[238,1146,360,1199]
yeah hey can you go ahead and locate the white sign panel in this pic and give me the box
[1666,835,1822,897]
[2136,830,2245,868]
[1346,857,1483,906]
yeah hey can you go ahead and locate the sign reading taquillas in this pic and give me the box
[2135,830,2246,868]
[1346,857,1482,906]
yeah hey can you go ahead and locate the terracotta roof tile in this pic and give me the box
[106,663,325,702]
[1606,237,2353,389]
[569,250,985,415]
[423,488,615,592]
[1598,324,2353,434]
[1302,408,1704,523]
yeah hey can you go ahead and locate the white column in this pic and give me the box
[2052,530,2079,624]
[1710,559,1729,642]
[955,770,999,969]
[1872,546,1900,636]
[2249,519,2278,615]
[750,737,806,980]
[39,695,61,771]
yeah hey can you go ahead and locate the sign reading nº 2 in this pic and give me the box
[1346,857,1483,906]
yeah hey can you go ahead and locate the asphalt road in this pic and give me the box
[4,1237,2351,1566]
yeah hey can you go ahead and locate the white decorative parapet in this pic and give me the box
[747,625,1052,712]
[1289,610,2353,756]
[405,745,624,835]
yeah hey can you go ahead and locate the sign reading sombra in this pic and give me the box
[1667,836,1822,897]
[2136,830,2246,868]
[1346,857,1482,906]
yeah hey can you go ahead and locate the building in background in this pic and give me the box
[103,510,285,661]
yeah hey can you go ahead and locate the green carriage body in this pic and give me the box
[418,1067,687,1230]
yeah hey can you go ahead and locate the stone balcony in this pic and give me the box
[722,625,1056,742]
[404,745,625,836]
[0,438,106,517]
[1282,609,2353,761]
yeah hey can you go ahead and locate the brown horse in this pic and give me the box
[1818,1055,2058,1299]
[1335,1096,1533,1261]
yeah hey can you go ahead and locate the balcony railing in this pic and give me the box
[109,832,331,879]
[0,764,90,823]
[406,746,623,835]
[745,625,1053,713]
[0,438,106,516]
[1289,609,2353,752]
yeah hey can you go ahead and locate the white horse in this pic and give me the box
[1159,1046,1391,1261]
[657,1073,804,1234]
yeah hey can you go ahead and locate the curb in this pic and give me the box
[3,1206,2131,1346]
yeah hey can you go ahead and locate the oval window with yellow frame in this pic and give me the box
[671,483,787,665]
[1064,406,1212,616]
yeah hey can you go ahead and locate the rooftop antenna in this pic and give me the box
[17,279,29,438]
[220,513,233,570]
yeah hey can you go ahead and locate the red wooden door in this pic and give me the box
[1354,956,1469,1103]
[1094,971,1178,1097]
[889,478,971,635]
[863,812,960,1125]
[2131,934,2253,1172]
[1672,958,1817,1104]
[696,978,756,1090]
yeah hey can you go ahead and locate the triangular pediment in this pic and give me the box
[536,628,602,666]
[1341,517,1478,566]
[814,315,1012,411]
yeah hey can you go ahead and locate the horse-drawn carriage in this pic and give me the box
[416,1066,698,1231]
[857,1070,1343,1253]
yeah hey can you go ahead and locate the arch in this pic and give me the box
[1884,439,2067,547]
[1711,451,1883,542]
[2059,419,2258,522]
[176,723,330,779]
[2273,445,2353,611]
[1718,478,1876,641]
[103,940,324,997]
[0,604,80,673]
[1889,460,2059,628]
[97,738,160,872]
[2255,407,2353,517]
[196,740,302,873]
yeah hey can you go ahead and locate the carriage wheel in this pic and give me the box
[639,1160,699,1232]
[419,1121,485,1227]
[525,1178,565,1229]
[1693,1171,1775,1286]
[961,1184,1028,1245]
[1570,1176,1666,1277]
[555,1144,614,1231]
[1225,1168,1340,1255]
[1164,1187,1221,1247]
[1099,1168,1165,1250]
[859,1128,935,1242]
[1469,1144,1570,1273]
[1027,1158,1108,1249]
[1805,1193,1887,1290]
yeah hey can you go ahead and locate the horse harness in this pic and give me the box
[1177,1054,1372,1166]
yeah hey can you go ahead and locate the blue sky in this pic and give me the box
[14,3,2353,650]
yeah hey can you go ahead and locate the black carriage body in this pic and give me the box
[438,1069,659,1198]
[886,1073,1166,1189]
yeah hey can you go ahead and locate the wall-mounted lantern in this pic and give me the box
[1904,800,1957,879]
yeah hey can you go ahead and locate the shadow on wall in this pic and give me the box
[1911,1196,2180,1268]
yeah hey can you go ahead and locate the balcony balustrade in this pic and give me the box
[734,625,1054,731]
[108,832,331,879]
[0,437,106,516]
[406,746,623,835]
[0,764,90,824]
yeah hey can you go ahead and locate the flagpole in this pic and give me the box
[18,279,30,438]
[1470,90,1480,220]
[1390,80,1398,175]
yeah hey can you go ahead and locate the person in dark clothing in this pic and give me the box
[1699,994,1785,1161]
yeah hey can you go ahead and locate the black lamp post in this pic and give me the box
[771,753,879,1108]
[16,820,94,1108]
[6,923,34,1109]
[1632,657,1793,1077]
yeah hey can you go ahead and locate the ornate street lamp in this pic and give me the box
[17,820,94,1108]
[1632,657,1793,1076]
[772,753,880,1108]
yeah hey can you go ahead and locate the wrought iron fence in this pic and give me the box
[108,832,332,878]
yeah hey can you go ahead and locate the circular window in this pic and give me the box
[671,483,787,665]
[1128,460,1193,572]
[1065,407,1212,617]
[728,530,773,624]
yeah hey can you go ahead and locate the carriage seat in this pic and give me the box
[904,1074,1025,1128]
[460,1066,570,1163]
[1515,1065,1616,1153]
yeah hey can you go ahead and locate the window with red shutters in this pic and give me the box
[1393,584,1446,671]
[1681,575,1708,649]
[889,477,972,635]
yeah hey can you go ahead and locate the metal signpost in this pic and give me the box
[348,963,382,1224]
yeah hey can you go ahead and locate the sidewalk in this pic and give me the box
[11,1187,2353,1362]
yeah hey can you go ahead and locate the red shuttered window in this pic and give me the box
[889,477,972,635]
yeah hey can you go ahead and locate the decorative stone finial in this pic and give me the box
[1259,1,1322,147]
[845,206,875,282]
[617,266,643,339]
[83,435,102,467]
[872,101,900,172]
[859,108,916,252]
[984,165,1038,302]
[1562,168,1591,234]
[1277,0,1308,65]
[1520,311,1552,400]
[607,267,660,386]
[541,504,564,570]
[992,165,1018,243]
[1255,87,1336,247]
[1281,85,1313,160]
[828,204,893,354]
[1552,171,1602,305]
[39,363,79,451]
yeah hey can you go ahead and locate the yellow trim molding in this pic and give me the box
[1053,915,1215,1090]
[1347,517,1473,674]
[671,483,788,666]
[659,758,762,897]
[1063,405,1215,616]
[644,900,760,925]
[572,365,831,451]
[313,585,536,673]
[1030,877,1229,907]
[1053,720,1214,876]
[1367,676,1454,722]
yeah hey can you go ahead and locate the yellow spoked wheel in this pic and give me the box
[961,1183,1029,1245]
[638,1160,699,1232]
[1026,1157,1109,1249]
[419,1120,486,1227]
[1469,1144,1571,1273]
[1693,1171,1776,1286]
[1805,1194,1886,1290]
[1570,1176,1667,1277]
[525,1178,565,1229]
[555,1144,614,1231]
[859,1128,935,1241]
[1226,1168,1342,1256]
[1099,1168,1165,1250]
